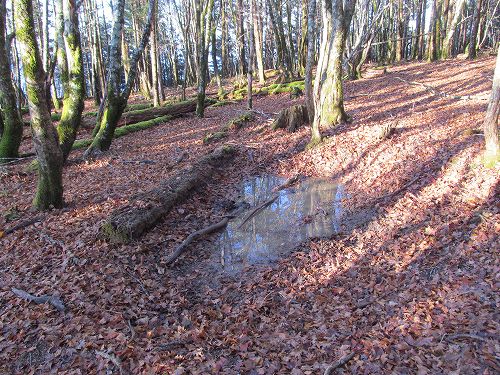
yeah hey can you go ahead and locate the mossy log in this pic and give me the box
[102,145,236,243]
[81,99,214,128]
[271,105,309,132]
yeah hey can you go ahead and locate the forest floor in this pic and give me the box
[0,56,499,374]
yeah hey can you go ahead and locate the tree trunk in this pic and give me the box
[236,0,247,75]
[418,0,426,59]
[56,0,85,162]
[150,0,160,106]
[85,0,155,158]
[15,0,64,209]
[299,0,308,75]
[428,0,438,61]
[412,0,423,59]
[312,0,355,133]
[0,0,23,160]
[483,51,500,166]
[443,0,466,58]
[305,0,317,126]
[253,0,266,83]
[102,146,236,243]
[195,0,215,118]
[248,0,255,109]
[468,0,483,59]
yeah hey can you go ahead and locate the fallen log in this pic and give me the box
[81,99,215,129]
[102,145,236,243]
[271,105,309,132]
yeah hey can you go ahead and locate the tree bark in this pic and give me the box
[253,0,266,83]
[195,0,215,118]
[56,0,85,162]
[150,0,160,106]
[15,0,64,209]
[483,51,500,166]
[305,0,317,126]
[468,0,483,59]
[443,0,466,58]
[312,0,355,134]
[0,0,24,161]
[85,0,155,158]
[248,0,255,109]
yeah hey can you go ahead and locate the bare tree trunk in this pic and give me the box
[418,0,426,59]
[235,0,247,75]
[443,0,466,58]
[305,0,317,127]
[312,0,356,134]
[56,0,85,162]
[248,0,255,109]
[428,0,438,61]
[483,51,500,166]
[195,0,215,118]
[253,0,266,83]
[0,0,23,160]
[15,0,64,209]
[468,0,483,59]
[85,0,155,157]
[150,0,160,106]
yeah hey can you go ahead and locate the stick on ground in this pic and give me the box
[11,287,65,312]
[165,217,230,265]
[324,352,356,375]
[238,195,279,229]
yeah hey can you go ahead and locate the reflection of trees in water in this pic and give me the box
[221,176,344,269]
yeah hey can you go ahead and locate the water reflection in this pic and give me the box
[218,175,343,272]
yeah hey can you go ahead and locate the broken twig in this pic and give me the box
[95,350,124,375]
[165,217,230,265]
[324,352,356,374]
[11,287,65,312]
[238,195,279,229]
[3,215,44,236]
[272,174,301,192]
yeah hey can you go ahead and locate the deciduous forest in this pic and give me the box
[0,0,499,372]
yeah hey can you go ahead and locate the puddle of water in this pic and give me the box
[218,175,343,272]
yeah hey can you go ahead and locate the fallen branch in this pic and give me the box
[394,76,488,101]
[324,352,356,374]
[95,350,124,375]
[11,287,65,312]
[238,195,279,229]
[377,176,419,201]
[165,217,230,265]
[165,205,247,265]
[272,174,300,192]
[446,333,490,343]
[3,215,44,236]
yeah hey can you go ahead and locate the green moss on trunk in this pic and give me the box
[0,0,23,161]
